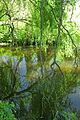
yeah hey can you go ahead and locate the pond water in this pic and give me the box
[0,46,80,120]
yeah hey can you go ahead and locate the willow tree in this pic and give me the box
[29,0,78,65]
[0,0,31,45]
[0,0,79,57]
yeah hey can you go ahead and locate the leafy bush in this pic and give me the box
[0,101,16,120]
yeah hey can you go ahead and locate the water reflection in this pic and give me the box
[0,46,80,119]
[68,87,80,113]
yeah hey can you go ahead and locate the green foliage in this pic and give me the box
[0,0,79,58]
[14,28,27,45]
[53,111,78,120]
[0,101,16,120]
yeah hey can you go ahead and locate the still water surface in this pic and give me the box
[0,46,80,119]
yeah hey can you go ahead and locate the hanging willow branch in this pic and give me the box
[52,0,64,82]
[39,0,44,79]
[47,0,78,65]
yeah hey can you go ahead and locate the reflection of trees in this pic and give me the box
[0,54,39,100]
[0,64,12,98]
[29,73,64,119]
[0,56,26,99]
[28,70,79,120]
[24,46,54,80]
[0,47,55,81]
[0,47,79,119]
[1,68,78,119]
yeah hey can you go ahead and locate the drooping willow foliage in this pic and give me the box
[39,0,78,68]
[0,0,79,59]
